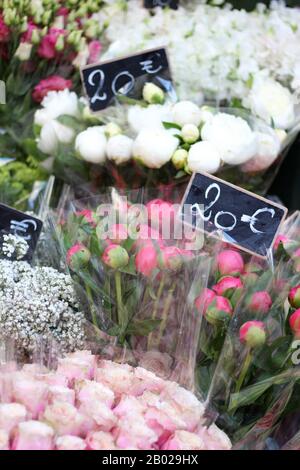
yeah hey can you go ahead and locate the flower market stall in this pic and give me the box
[0,0,300,453]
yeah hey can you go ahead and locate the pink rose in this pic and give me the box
[88,40,102,64]
[113,395,145,419]
[42,401,84,437]
[135,245,158,277]
[56,355,96,385]
[289,309,300,339]
[48,386,75,405]
[12,421,55,450]
[0,14,10,43]
[38,28,66,59]
[32,75,72,102]
[79,400,117,433]
[95,361,135,396]
[114,415,157,450]
[76,379,115,408]
[86,431,116,450]
[213,276,243,296]
[247,291,272,314]
[0,403,27,434]
[0,429,9,450]
[289,285,300,309]
[131,367,166,396]
[12,374,49,418]
[161,430,205,450]
[56,435,86,450]
[197,424,232,450]
[217,250,244,276]
[36,372,68,388]
[239,321,266,348]
[195,288,216,315]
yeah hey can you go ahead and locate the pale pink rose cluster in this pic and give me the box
[0,351,231,451]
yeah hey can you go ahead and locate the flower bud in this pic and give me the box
[108,224,128,244]
[213,276,243,297]
[181,124,200,144]
[102,244,129,269]
[288,285,300,309]
[135,245,158,277]
[171,148,188,170]
[194,288,216,315]
[246,291,272,314]
[55,34,65,52]
[274,234,289,251]
[289,309,300,339]
[205,296,233,326]
[142,82,165,105]
[217,250,244,276]
[66,244,91,271]
[239,321,266,348]
[31,28,41,45]
[15,42,32,61]
[105,122,122,138]
[76,209,98,227]
[158,246,182,272]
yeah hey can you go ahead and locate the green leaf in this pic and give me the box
[126,318,161,336]
[174,170,187,179]
[107,325,122,336]
[162,121,182,131]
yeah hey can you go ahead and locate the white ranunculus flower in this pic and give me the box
[187,141,221,174]
[132,128,178,169]
[171,101,202,127]
[241,131,280,173]
[37,120,75,155]
[75,127,107,164]
[245,78,295,129]
[40,89,79,122]
[127,104,172,133]
[201,113,258,165]
[106,135,133,165]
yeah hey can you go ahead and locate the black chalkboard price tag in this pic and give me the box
[144,0,179,9]
[81,47,172,112]
[0,204,43,261]
[180,172,288,258]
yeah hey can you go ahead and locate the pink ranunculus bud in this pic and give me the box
[195,288,216,315]
[161,430,205,450]
[289,285,300,309]
[56,435,86,450]
[37,28,66,59]
[56,356,95,385]
[213,276,243,296]
[75,379,115,408]
[108,224,128,244]
[0,14,10,43]
[12,421,55,450]
[146,199,175,232]
[95,361,135,397]
[217,250,244,276]
[42,401,84,437]
[247,291,272,314]
[205,296,233,326]
[274,234,289,251]
[102,244,129,269]
[32,75,72,102]
[0,429,9,450]
[48,386,75,405]
[0,403,27,435]
[158,246,183,271]
[239,321,266,348]
[197,424,232,450]
[12,374,49,418]
[135,245,158,277]
[86,431,116,450]
[66,243,91,271]
[76,209,98,227]
[289,309,300,339]
[88,40,102,64]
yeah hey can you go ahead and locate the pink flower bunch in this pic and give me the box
[0,14,10,43]
[0,351,231,450]
[32,76,72,102]
[37,28,67,60]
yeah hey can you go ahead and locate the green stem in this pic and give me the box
[147,276,165,350]
[235,348,253,393]
[154,284,176,349]
[115,270,125,328]
[85,282,98,328]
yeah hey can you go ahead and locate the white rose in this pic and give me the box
[245,78,295,129]
[41,89,79,122]
[128,104,172,133]
[14,42,32,61]
[171,101,202,127]
[241,131,280,173]
[75,126,107,164]
[106,134,133,165]
[201,113,257,165]
[133,129,178,169]
[187,141,221,174]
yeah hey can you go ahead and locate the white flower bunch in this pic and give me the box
[1,234,29,261]
[0,260,85,353]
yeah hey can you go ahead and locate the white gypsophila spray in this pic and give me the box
[0,260,85,353]
[1,234,29,260]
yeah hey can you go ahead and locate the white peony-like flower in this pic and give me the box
[75,127,107,164]
[106,135,133,165]
[128,104,172,133]
[201,113,258,165]
[245,78,295,129]
[132,128,178,169]
[171,101,202,127]
[181,124,200,144]
[241,131,280,173]
[37,121,74,155]
[38,89,79,123]
[187,141,221,174]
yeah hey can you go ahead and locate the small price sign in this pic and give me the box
[81,47,172,112]
[144,0,179,9]
[180,172,287,258]
[0,204,43,261]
